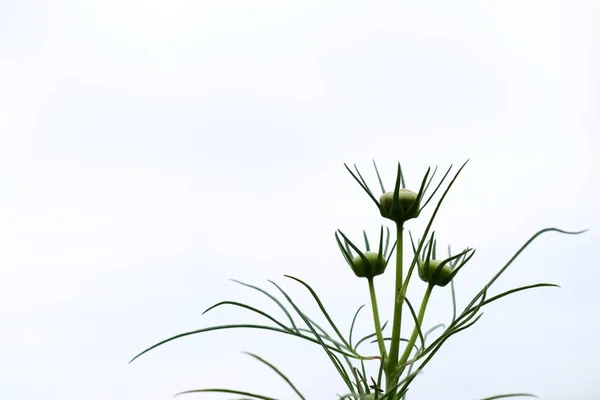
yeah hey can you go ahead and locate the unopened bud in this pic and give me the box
[351,251,388,279]
[379,189,420,223]
[418,259,453,287]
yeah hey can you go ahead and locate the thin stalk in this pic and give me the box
[368,278,387,359]
[386,222,404,390]
[397,284,433,376]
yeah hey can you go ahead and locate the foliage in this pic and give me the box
[130,160,586,399]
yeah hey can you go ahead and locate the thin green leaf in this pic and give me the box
[448,245,457,322]
[392,162,403,209]
[353,321,389,351]
[403,160,469,291]
[354,164,372,192]
[375,353,385,400]
[268,280,355,393]
[371,337,414,352]
[385,240,397,266]
[420,165,452,211]
[478,394,537,400]
[344,163,379,206]
[468,283,560,315]
[335,231,355,265]
[452,287,488,330]
[445,248,476,281]
[401,325,445,400]
[430,247,472,281]
[298,313,362,385]
[350,367,363,395]
[377,226,385,270]
[284,275,355,353]
[413,289,487,362]
[231,279,298,332]
[297,328,348,349]
[404,297,425,349]
[372,160,386,193]
[400,163,406,188]
[425,231,435,266]
[175,388,279,400]
[488,228,586,289]
[412,166,431,214]
[337,231,366,261]
[420,165,438,200]
[243,352,306,400]
[359,362,369,394]
[354,332,378,350]
[423,323,446,342]
[408,230,418,255]
[383,226,391,256]
[129,323,356,364]
[397,313,484,392]
[349,305,366,348]
[464,227,586,314]
[202,301,289,330]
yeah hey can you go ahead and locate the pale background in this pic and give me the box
[0,1,598,399]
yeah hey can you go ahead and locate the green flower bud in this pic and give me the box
[379,189,420,223]
[418,259,453,287]
[336,227,393,280]
[361,394,377,400]
[351,251,388,279]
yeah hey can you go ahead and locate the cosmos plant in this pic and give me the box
[130,160,586,399]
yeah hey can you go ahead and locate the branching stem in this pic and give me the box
[397,283,434,376]
[368,278,387,359]
[386,222,404,391]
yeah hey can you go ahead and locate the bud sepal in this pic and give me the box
[412,231,476,287]
[344,160,453,225]
[335,226,396,279]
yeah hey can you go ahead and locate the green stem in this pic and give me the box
[368,278,387,359]
[397,284,434,375]
[386,222,404,390]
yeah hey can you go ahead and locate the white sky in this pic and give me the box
[0,1,598,399]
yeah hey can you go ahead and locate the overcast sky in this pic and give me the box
[1,1,599,399]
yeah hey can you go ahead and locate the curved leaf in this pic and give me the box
[284,275,355,353]
[175,388,279,399]
[478,394,537,400]
[268,280,356,393]
[129,323,356,364]
[202,301,289,330]
[349,305,365,348]
[243,352,306,400]
[231,279,298,332]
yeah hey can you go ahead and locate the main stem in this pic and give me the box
[368,278,387,359]
[386,222,404,391]
[397,283,434,376]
